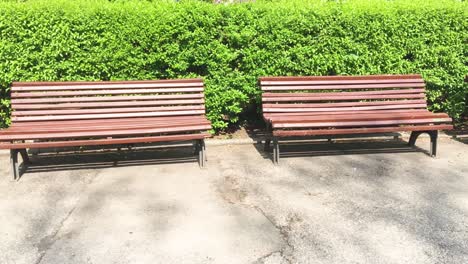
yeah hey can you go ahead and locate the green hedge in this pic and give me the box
[0,0,467,131]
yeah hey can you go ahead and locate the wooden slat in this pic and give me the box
[13,99,205,110]
[12,110,206,122]
[263,100,427,108]
[263,104,427,113]
[262,94,425,102]
[12,88,203,98]
[0,133,210,150]
[260,78,423,84]
[12,82,203,91]
[263,89,425,97]
[13,105,205,116]
[13,78,202,86]
[272,118,452,129]
[270,112,449,122]
[11,94,204,104]
[2,119,210,134]
[273,125,453,137]
[261,83,424,91]
[260,74,422,82]
[10,115,208,128]
[263,109,431,120]
[0,124,212,141]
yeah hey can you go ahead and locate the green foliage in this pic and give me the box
[0,0,467,130]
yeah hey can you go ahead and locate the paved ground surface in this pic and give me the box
[0,137,467,264]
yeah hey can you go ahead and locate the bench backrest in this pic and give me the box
[10,78,206,123]
[260,74,428,117]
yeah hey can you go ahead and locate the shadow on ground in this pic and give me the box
[445,119,468,144]
[445,129,468,145]
[22,146,198,176]
[252,137,434,163]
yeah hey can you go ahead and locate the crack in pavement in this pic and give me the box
[217,179,295,264]
[33,205,77,264]
[216,153,295,264]
[253,250,283,264]
[33,170,102,264]
[252,205,295,264]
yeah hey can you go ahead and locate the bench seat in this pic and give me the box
[1,78,211,180]
[260,75,453,164]
[0,116,211,148]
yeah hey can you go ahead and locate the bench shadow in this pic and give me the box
[22,145,198,175]
[452,137,468,144]
[445,128,468,144]
[252,137,431,162]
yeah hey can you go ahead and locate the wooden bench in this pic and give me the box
[0,78,211,180]
[260,74,453,164]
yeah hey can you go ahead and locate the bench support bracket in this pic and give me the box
[408,130,438,157]
[10,149,29,181]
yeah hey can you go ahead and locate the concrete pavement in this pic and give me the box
[0,137,467,264]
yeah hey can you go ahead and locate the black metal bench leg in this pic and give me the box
[197,139,206,168]
[10,148,29,181]
[409,131,438,157]
[202,139,207,162]
[273,138,279,165]
[10,150,19,181]
[264,123,271,151]
[264,139,271,152]
[429,131,438,157]
[19,149,30,164]
[408,131,422,146]
[193,140,199,155]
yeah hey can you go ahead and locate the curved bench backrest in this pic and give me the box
[10,78,205,122]
[260,74,427,119]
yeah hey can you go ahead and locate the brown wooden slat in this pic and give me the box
[9,119,209,130]
[267,109,430,115]
[263,104,427,113]
[259,74,422,82]
[269,112,449,122]
[0,124,212,141]
[13,99,205,110]
[272,118,452,129]
[260,78,423,84]
[262,94,425,102]
[12,78,202,86]
[0,133,210,150]
[263,109,431,120]
[261,83,424,91]
[12,88,203,98]
[263,89,425,97]
[263,100,427,109]
[12,110,206,122]
[13,105,206,116]
[4,121,210,134]
[11,94,204,104]
[10,115,209,127]
[12,82,204,91]
[273,125,453,137]
[2,119,211,134]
